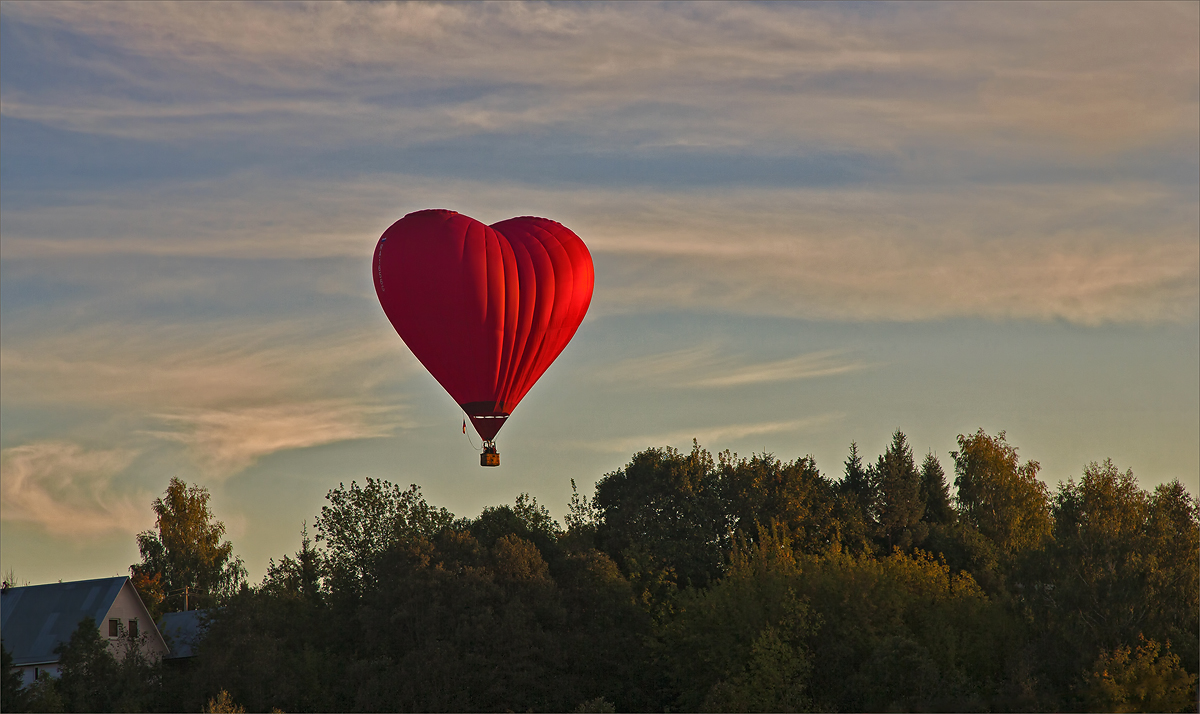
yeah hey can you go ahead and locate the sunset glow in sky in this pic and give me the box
[2,1,1197,585]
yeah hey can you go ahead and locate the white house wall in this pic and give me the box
[103,581,170,661]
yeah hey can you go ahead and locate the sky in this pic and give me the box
[1,1,1197,586]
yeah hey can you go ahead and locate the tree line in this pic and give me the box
[2,428,1197,712]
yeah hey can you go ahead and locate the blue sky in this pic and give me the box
[2,1,1197,585]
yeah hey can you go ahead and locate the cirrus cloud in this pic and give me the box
[1,1,1194,153]
[144,401,403,480]
[595,346,872,388]
[573,414,844,455]
[2,174,1195,325]
[0,441,149,536]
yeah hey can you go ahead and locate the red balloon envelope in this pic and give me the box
[373,209,594,442]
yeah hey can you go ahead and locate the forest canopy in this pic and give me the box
[3,429,1197,713]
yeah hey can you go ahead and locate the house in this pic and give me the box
[0,576,169,686]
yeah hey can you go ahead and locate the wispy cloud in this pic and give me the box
[2,2,1194,153]
[0,320,418,479]
[3,174,1194,325]
[2,2,1195,326]
[591,345,718,385]
[583,183,1198,324]
[689,352,869,388]
[574,415,843,454]
[0,320,413,409]
[145,401,401,480]
[0,441,150,536]
[596,346,871,388]
[0,171,391,261]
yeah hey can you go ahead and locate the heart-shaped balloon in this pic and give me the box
[373,209,594,442]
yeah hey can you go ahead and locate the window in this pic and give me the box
[128,619,138,638]
[109,619,120,637]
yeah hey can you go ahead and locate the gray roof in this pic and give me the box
[158,609,205,659]
[0,577,128,666]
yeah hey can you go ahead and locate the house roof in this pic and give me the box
[158,609,205,659]
[1,576,130,666]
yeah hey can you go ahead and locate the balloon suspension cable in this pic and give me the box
[463,418,479,450]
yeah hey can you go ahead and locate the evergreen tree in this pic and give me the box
[1,644,28,713]
[919,451,956,525]
[54,616,160,712]
[840,442,875,524]
[873,431,924,551]
[55,617,120,711]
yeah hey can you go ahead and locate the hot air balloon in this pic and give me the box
[373,209,594,467]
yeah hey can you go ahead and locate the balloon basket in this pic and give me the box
[480,443,500,467]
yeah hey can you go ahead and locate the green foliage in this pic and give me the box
[565,478,601,533]
[184,504,655,713]
[659,526,815,712]
[52,617,159,713]
[703,625,812,713]
[953,429,1052,555]
[920,451,956,525]
[314,479,454,595]
[132,477,246,613]
[1145,479,1200,674]
[260,523,324,603]
[202,689,245,713]
[22,675,64,713]
[796,547,1016,711]
[924,519,1005,594]
[55,617,118,712]
[839,442,873,520]
[1083,636,1197,713]
[594,442,729,595]
[2,644,29,713]
[721,453,845,556]
[1050,462,1158,648]
[873,430,926,551]
[470,493,561,554]
[1026,461,1200,702]
[572,695,616,712]
[97,431,1199,713]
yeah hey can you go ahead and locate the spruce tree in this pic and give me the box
[919,452,955,525]
[841,442,874,520]
[873,431,924,551]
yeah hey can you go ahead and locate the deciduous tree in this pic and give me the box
[594,442,729,595]
[131,478,246,613]
[722,453,842,555]
[314,479,453,595]
[952,429,1051,555]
